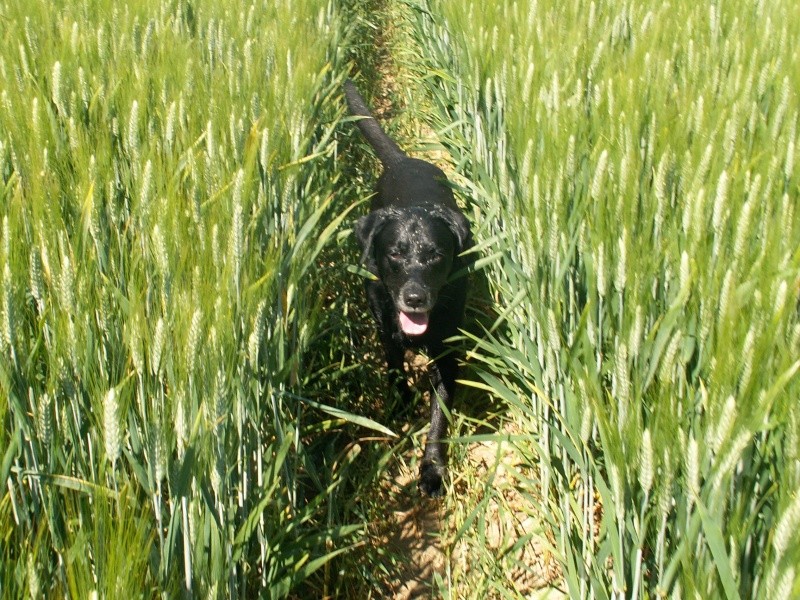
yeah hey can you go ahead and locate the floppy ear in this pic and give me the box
[354,208,396,273]
[432,206,474,265]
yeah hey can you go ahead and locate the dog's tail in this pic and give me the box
[344,79,406,167]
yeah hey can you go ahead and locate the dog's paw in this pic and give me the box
[419,460,447,498]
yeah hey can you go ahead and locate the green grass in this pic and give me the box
[0,0,376,596]
[408,0,800,597]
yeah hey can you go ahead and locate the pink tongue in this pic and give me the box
[399,311,429,335]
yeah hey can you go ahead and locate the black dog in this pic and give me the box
[344,80,472,497]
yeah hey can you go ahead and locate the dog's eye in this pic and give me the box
[427,253,444,264]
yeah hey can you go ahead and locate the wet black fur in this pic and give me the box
[345,80,473,497]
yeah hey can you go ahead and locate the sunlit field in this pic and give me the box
[412,0,800,596]
[0,0,368,596]
[2,0,798,597]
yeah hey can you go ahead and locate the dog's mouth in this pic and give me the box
[399,311,429,336]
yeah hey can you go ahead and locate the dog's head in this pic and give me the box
[355,205,472,336]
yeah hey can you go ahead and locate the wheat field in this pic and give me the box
[410,0,800,597]
[1,0,799,598]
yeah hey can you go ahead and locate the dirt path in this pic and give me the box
[376,445,445,598]
[350,2,565,597]
[351,4,448,596]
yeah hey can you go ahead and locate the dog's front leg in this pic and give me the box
[367,282,414,412]
[419,351,457,497]
[382,336,413,413]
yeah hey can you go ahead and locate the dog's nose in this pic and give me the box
[403,288,428,309]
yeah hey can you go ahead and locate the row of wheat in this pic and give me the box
[0,0,382,596]
[409,0,799,597]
